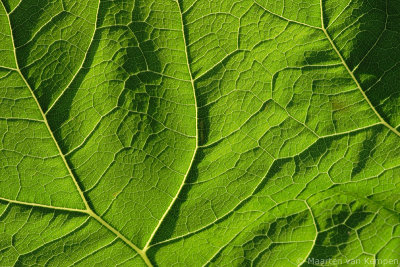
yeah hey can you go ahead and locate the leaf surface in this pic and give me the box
[0,0,400,266]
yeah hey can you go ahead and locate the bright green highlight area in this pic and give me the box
[0,0,400,266]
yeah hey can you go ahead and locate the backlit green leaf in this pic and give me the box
[0,0,400,266]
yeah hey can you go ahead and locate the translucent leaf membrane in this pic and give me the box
[0,0,399,266]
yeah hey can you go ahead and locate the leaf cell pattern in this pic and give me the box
[0,0,400,266]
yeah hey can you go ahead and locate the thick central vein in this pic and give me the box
[142,0,199,251]
[1,1,152,265]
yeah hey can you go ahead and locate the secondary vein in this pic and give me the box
[2,0,91,212]
[0,197,88,214]
[319,0,400,138]
[142,0,199,251]
[253,0,322,30]
[1,1,152,265]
